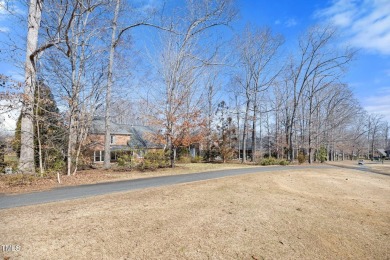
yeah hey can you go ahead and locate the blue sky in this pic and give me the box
[237,0,390,121]
[1,0,390,130]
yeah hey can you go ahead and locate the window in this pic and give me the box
[110,135,115,144]
[111,151,117,161]
[94,151,104,162]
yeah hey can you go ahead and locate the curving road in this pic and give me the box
[0,165,335,209]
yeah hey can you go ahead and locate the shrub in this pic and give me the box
[191,156,203,163]
[316,146,327,163]
[259,158,270,166]
[178,156,192,163]
[139,150,170,170]
[176,147,190,160]
[117,157,126,167]
[116,158,125,167]
[203,146,219,162]
[258,157,289,166]
[297,153,306,164]
[279,160,289,166]
[51,159,65,172]
[138,160,159,171]
[258,157,275,166]
[148,150,170,165]
[115,153,136,171]
[117,154,133,166]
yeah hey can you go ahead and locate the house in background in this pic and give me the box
[384,146,390,159]
[85,117,164,163]
[377,148,390,159]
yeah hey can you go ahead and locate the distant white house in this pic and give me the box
[0,100,21,134]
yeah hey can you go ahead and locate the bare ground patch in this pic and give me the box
[1,168,389,259]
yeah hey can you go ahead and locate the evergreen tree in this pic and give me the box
[13,81,65,172]
[215,101,237,163]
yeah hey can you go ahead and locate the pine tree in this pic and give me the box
[13,81,65,172]
[215,101,237,163]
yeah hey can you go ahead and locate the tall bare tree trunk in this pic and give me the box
[67,41,79,176]
[104,0,121,169]
[35,81,44,176]
[288,114,294,161]
[242,98,250,163]
[274,100,280,159]
[67,104,77,176]
[308,97,313,164]
[19,0,42,173]
[168,128,175,168]
[234,95,241,160]
[206,82,213,162]
[251,98,257,162]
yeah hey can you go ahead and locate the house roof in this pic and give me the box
[90,117,133,135]
[128,126,159,149]
[90,117,163,149]
[377,149,387,156]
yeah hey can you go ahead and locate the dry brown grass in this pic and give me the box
[0,163,255,194]
[1,168,389,259]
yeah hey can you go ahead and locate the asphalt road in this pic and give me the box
[328,163,390,177]
[0,165,334,209]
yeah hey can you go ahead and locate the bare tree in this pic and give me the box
[39,0,107,175]
[233,26,283,162]
[285,25,354,161]
[19,0,43,173]
[384,122,390,149]
[347,112,368,159]
[272,81,290,159]
[103,0,120,169]
[18,0,83,173]
[367,113,383,159]
[320,84,359,161]
[148,0,236,167]
[103,0,175,169]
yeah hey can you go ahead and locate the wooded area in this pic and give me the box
[1,0,389,175]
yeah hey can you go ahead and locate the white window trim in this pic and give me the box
[94,150,104,162]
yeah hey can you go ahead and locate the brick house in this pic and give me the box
[85,117,164,163]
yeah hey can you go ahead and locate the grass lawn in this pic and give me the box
[1,168,389,259]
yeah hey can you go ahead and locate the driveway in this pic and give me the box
[0,165,334,209]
